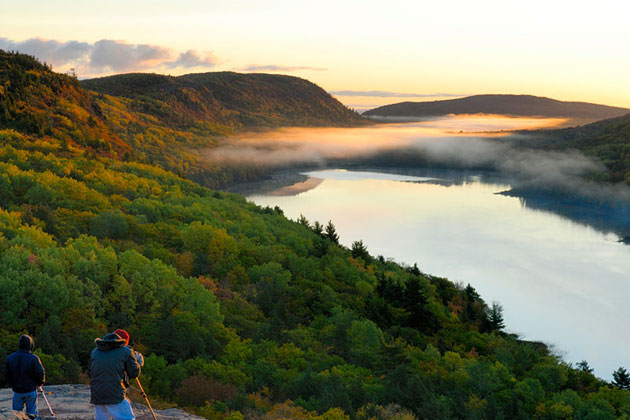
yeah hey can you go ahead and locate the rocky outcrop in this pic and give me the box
[0,385,204,420]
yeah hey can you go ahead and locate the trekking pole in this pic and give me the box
[39,386,56,417]
[135,378,157,420]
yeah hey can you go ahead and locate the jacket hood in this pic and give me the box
[95,333,126,351]
[18,334,34,352]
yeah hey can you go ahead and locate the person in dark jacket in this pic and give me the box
[3,335,45,416]
[88,332,142,420]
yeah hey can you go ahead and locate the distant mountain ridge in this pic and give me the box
[81,71,365,129]
[363,94,629,121]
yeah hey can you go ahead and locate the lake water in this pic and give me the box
[232,117,630,380]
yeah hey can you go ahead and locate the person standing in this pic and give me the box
[3,334,46,417]
[88,331,142,420]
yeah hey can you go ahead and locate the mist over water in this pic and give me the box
[206,115,630,203]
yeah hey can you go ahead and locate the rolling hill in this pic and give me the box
[363,94,629,122]
[81,72,365,129]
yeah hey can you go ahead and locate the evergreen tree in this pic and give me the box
[313,220,324,237]
[407,263,421,276]
[577,360,593,373]
[612,367,630,389]
[324,220,339,243]
[487,301,505,332]
[297,213,310,229]
[402,276,438,333]
[463,283,481,323]
[351,240,370,261]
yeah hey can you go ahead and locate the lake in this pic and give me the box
[224,117,630,380]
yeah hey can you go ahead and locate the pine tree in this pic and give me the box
[612,367,630,389]
[324,220,339,243]
[313,221,324,237]
[351,240,370,261]
[577,360,593,373]
[297,214,310,229]
[488,301,505,331]
[407,263,421,276]
[403,276,438,333]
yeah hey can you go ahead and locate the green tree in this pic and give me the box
[577,360,593,373]
[351,240,370,262]
[297,213,310,228]
[313,221,324,237]
[324,220,339,243]
[89,210,129,239]
[484,301,505,332]
[613,367,630,389]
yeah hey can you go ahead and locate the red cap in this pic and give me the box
[114,329,130,345]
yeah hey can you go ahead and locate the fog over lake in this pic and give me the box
[224,116,630,380]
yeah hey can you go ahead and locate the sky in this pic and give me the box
[2,0,630,110]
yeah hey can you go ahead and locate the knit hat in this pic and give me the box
[114,329,130,345]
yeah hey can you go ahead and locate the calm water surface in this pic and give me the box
[246,168,630,379]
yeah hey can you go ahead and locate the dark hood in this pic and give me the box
[18,334,34,352]
[95,333,126,351]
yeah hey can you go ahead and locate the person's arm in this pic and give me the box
[32,355,45,385]
[124,349,141,380]
[134,351,144,367]
[3,358,12,386]
[87,352,93,381]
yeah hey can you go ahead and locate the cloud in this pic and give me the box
[89,40,172,72]
[0,37,90,67]
[329,90,465,98]
[168,50,217,68]
[0,36,217,77]
[238,64,327,72]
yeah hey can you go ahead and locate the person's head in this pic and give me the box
[18,334,34,352]
[114,329,130,345]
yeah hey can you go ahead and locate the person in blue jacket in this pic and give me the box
[3,335,46,417]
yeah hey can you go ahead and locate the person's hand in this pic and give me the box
[134,351,144,367]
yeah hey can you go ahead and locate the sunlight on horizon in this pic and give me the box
[2,0,629,107]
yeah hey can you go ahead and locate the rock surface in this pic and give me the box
[0,385,204,419]
[0,410,30,420]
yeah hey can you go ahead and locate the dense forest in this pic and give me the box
[363,95,629,122]
[2,50,630,419]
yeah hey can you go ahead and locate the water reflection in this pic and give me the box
[246,168,630,379]
[512,192,630,241]
[245,167,630,241]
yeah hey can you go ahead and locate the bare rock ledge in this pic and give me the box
[1,385,204,420]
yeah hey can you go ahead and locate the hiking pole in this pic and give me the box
[135,378,157,420]
[39,386,56,417]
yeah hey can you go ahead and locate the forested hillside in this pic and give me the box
[521,114,630,185]
[82,72,365,129]
[1,50,365,189]
[2,51,630,419]
[363,94,629,122]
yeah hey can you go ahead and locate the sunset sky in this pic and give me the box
[2,0,629,110]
